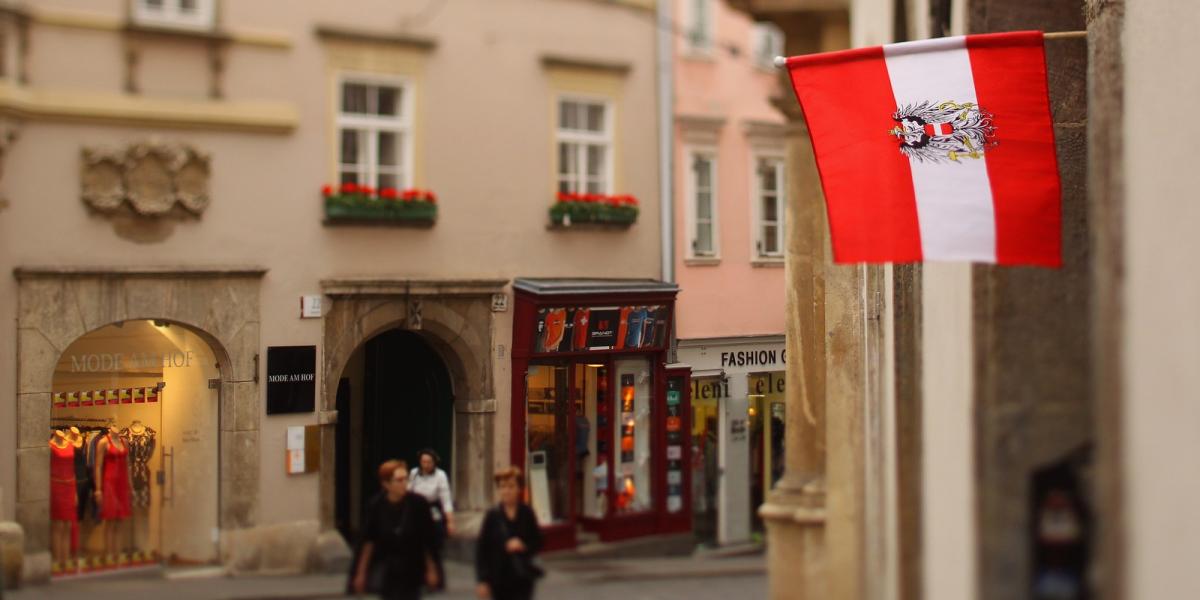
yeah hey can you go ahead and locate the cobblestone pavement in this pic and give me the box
[5,555,765,600]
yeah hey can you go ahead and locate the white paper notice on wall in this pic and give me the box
[300,295,323,319]
[287,426,305,474]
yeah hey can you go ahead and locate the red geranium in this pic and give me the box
[339,182,358,195]
[360,185,376,197]
[425,191,437,204]
[380,187,398,200]
[321,184,334,197]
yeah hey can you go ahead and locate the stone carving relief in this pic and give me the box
[81,142,211,217]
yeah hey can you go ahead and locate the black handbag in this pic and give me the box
[498,507,545,581]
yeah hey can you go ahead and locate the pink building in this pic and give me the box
[672,0,788,546]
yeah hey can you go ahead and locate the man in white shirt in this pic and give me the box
[410,449,454,591]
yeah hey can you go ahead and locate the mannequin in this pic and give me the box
[68,427,88,569]
[94,425,131,565]
[123,419,156,562]
[49,429,77,572]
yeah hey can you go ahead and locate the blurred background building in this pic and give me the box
[0,0,677,583]
[669,0,787,548]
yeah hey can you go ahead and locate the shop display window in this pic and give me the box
[613,357,652,514]
[525,365,570,525]
[575,364,607,520]
[48,320,219,577]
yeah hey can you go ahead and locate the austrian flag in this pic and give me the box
[782,31,1061,266]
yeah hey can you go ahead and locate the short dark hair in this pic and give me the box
[493,466,524,489]
[378,459,408,485]
[417,448,440,465]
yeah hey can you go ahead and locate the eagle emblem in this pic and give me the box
[889,101,997,163]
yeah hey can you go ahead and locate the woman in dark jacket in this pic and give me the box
[351,459,440,600]
[475,467,543,600]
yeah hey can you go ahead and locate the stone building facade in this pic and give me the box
[728,0,1200,599]
[0,0,662,585]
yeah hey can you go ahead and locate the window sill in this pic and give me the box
[546,221,633,231]
[752,258,785,268]
[125,21,224,42]
[684,257,721,267]
[682,50,717,63]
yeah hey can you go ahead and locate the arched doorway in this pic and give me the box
[334,329,454,541]
[48,320,221,574]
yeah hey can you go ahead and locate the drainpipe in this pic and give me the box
[656,0,674,285]
[656,0,677,365]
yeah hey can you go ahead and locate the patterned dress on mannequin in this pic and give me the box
[122,427,157,509]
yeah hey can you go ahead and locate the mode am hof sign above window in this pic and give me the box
[266,346,316,414]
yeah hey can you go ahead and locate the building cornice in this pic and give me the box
[541,54,632,76]
[13,266,269,280]
[0,81,297,133]
[321,278,509,298]
[29,6,292,49]
[314,24,436,51]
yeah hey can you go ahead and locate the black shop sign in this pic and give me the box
[266,346,316,414]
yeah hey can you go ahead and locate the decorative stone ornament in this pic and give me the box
[80,142,211,217]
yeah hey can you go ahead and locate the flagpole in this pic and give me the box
[773,30,1087,69]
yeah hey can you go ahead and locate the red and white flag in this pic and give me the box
[782,31,1061,266]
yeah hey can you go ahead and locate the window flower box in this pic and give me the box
[549,192,639,227]
[323,183,437,226]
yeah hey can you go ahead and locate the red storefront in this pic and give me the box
[510,279,691,550]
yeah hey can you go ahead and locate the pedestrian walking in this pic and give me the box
[352,459,440,600]
[409,449,454,592]
[475,467,544,600]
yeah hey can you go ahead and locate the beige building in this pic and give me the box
[729,0,1200,599]
[0,0,664,584]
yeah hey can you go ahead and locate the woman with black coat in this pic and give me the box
[475,467,543,600]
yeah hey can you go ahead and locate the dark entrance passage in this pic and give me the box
[335,329,454,541]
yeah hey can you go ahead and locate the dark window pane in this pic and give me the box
[586,145,605,178]
[764,225,779,254]
[559,101,578,130]
[586,104,605,132]
[340,129,361,165]
[342,83,368,114]
[377,173,397,190]
[697,192,712,220]
[377,86,400,116]
[339,171,359,185]
[378,132,397,166]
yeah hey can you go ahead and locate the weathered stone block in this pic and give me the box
[16,394,50,450]
[16,329,59,395]
[221,521,319,575]
[16,449,49,503]
[0,521,25,588]
[231,381,260,432]
[312,528,351,574]
[14,502,48,554]
[21,550,50,586]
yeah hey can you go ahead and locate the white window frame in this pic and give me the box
[133,0,216,30]
[752,154,786,260]
[336,73,415,191]
[752,23,785,70]
[685,147,720,259]
[685,0,716,56]
[555,94,614,196]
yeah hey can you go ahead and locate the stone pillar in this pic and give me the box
[755,11,851,600]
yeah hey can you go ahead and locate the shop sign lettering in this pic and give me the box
[68,350,195,372]
[752,372,786,395]
[720,348,785,368]
[266,346,316,415]
[692,378,730,400]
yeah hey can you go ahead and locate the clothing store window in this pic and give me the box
[556,98,612,195]
[688,150,718,258]
[48,320,220,576]
[133,0,215,30]
[574,364,606,519]
[755,156,786,258]
[337,76,411,190]
[613,357,652,514]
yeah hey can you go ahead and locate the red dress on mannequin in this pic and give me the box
[99,436,131,520]
[50,442,77,522]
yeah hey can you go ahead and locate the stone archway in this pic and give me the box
[318,278,507,530]
[13,267,264,577]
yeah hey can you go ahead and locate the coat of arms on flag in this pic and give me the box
[780,31,1061,266]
